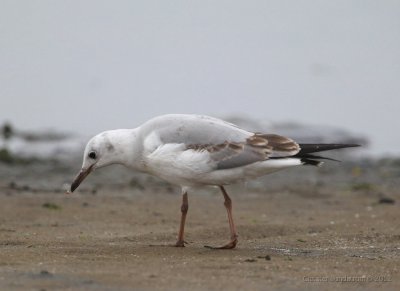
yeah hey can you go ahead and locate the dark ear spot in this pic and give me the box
[106,143,115,152]
[88,151,97,159]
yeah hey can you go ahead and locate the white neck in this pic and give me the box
[106,128,143,170]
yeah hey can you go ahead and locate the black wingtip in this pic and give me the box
[297,143,360,155]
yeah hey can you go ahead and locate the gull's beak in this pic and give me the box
[70,165,94,193]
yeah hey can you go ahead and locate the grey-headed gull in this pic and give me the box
[68,114,359,249]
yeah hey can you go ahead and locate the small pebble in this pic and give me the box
[378,197,395,204]
[245,258,257,262]
[257,255,271,261]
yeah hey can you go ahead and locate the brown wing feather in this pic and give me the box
[252,134,300,157]
[187,133,300,169]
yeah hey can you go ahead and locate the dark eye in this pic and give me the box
[88,151,97,159]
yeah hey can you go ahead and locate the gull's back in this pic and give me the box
[138,114,253,146]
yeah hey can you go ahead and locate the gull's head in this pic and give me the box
[69,132,120,193]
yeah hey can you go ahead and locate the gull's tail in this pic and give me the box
[295,143,360,166]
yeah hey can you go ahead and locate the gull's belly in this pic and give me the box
[198,158,302,185]
[145,165,244,187]
[145,157,302,187]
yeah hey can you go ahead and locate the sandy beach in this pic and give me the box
[0,158,399,290]
[1,0,399,289]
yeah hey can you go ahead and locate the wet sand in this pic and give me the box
[0,161,399,291]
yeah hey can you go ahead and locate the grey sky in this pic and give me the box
[0,1,399,155]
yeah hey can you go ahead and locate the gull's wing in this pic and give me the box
[140,114,300,170]
[185,133,300,169]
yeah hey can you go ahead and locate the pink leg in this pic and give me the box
[174,192,188,247]
[205,186,238,249]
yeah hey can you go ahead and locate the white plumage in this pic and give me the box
[69,114,358,249]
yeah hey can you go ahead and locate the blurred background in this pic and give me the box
[0,0,399,162]
[0,4,400,291]
[1,3,400,289]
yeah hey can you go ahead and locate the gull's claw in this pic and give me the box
[173,240,188,247]
[204,237,238,250]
